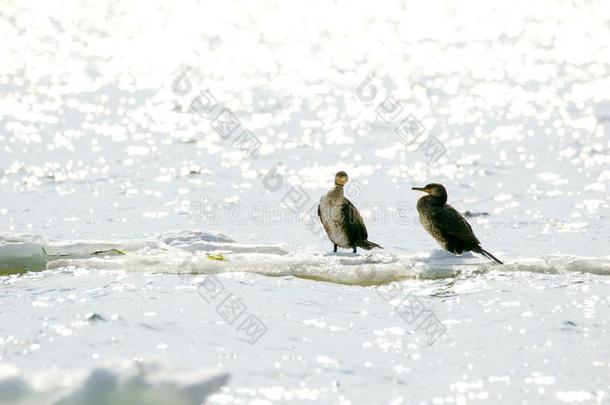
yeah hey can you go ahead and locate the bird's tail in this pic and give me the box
[359,240,383,250]
[475,247,503,265]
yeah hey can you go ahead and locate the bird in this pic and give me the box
[318,171,382,254]
[411,183,503,264]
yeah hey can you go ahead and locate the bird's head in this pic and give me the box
[411,183,447,198]
[335,171,349,186]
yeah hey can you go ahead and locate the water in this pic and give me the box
[1,0,609,403]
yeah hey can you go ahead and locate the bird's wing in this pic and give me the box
[433,204,480,245]
[341,198,368,242]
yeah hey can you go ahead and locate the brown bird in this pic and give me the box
[412,183,503,264]
[318,171,382,254]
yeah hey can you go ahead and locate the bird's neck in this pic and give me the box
[331,184,344,197]
[428,194,447,206]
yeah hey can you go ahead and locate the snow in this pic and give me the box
[0,361,228,405]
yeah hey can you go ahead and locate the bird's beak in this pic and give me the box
[411,186,429,193]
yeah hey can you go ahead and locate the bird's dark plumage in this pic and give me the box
[341,200,380,250]
[412,183,503,264]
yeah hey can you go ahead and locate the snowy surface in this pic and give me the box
[1,0,610,404]
[0,360,228,405]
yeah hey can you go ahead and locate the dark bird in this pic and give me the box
[318,171,382,254]
[412,183,503,264]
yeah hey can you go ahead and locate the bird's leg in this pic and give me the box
[333,244,338,253]
[352,247,357,254]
